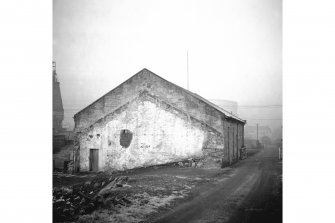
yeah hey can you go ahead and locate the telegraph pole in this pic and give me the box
[256,123,260,149]
[279,125,283,159]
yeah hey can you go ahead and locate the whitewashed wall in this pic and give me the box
[78,98,207,171]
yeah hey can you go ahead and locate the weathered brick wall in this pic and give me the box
[201,130,225,168]
[221,119,245,166]
[76,93,224,172]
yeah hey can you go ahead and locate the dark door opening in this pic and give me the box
[228,126,231,164]
[232,127,235,159]
[89,149,99,172]
[237,125,239,160]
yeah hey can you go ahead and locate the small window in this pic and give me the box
[120,129,133,148]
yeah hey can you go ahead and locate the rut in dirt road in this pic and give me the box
[154,146,282,223]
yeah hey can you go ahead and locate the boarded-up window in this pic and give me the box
[120,129,133,148]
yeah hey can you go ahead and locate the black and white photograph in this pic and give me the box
[3,0,335,222]
[3,0,335,223]
[52,0,282,222]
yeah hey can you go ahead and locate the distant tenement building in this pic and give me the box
[73,69,246,172]
[245,125,272,140]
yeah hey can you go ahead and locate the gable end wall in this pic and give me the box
[74,69,228,134]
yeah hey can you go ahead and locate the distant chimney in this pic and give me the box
[53,61,64,133]
[53,61,56,72]
[53,61,58,82]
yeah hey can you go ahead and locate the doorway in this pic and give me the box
[89,149,99,172]
[228,126,232,164]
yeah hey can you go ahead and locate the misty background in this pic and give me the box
[53,0,282,140]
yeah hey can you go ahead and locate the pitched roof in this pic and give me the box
[144,69,246,124]
[75,68,246,124]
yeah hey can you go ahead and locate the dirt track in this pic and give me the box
[154,146,282,223]
[53,146,282,222]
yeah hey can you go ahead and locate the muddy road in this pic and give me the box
[53,145,281,222]
[155,145,282,223]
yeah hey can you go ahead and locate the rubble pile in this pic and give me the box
[240,146,247,160]
[53,176,131,222]
[177,158,204,168]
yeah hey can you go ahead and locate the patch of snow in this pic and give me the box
[78,191,187,223]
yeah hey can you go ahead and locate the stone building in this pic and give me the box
[73,69,246,172]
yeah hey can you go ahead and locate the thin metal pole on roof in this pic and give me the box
[187,50,189,90]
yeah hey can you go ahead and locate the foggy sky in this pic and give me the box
[53,0,282,130]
